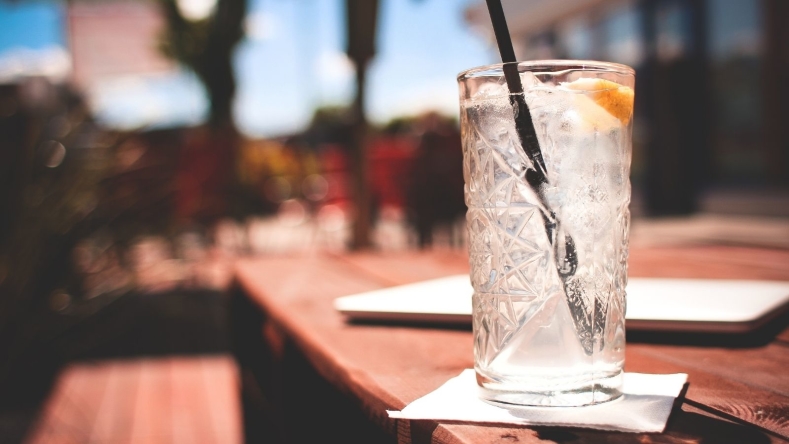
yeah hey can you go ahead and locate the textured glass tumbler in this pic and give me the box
[458,61,634,407]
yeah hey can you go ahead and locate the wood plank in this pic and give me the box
[628,246,789,280]
[337,246,789,283]
[169,358,206,444]
[630,343,789,396]
[26,357,242,444]
[340,247,789,427]
[334,251,469,286]
[26,361,113,444]
[199,356,243,444]
[418,401,789,444]
[161,356,243,444]
[234,252,789,443]
[626,347,789,440]
[88,360,140,443]
[130,359,172,444]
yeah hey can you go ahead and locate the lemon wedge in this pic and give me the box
[564,78,634,125]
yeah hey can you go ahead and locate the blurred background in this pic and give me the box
[0,0,787,442]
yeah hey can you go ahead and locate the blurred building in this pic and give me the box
[68,1,174,89]
[467,0,788,216]
[67,0,206,129]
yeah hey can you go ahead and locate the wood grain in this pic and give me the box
[335,250,469,286]
[89,360,140,442]
[168,359,205,444]
[629,342,789,396]
[130,358,172,443]
[233,246,789,443]
[626,347,789,439]
[628,246,789,280]
[25,357,241,444]
[200,356,243,443]
[27,360,113,444]
[342,249,789,440]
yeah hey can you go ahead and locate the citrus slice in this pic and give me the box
[564,78,634,125]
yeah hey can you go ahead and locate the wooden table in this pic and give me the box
[231,246,789,444]
[26,356,242,444]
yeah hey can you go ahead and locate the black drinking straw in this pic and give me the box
[484,0,597,355]
[484,0,547,185]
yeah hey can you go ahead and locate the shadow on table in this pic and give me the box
[346,318,471,331]
[534,406,775,443]
[346,314,789,349]
[230,285,396,444]
[627,309,789,348]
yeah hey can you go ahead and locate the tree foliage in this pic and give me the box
[158,0,246,127]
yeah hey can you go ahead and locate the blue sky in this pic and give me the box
[370,0,494,122]
[0,0,493,136]
[0,1,64,50]
[0,0,71,81]
[235,0,493,136]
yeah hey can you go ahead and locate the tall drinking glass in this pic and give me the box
[458,61,634,407]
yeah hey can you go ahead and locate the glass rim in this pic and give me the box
[457,59,635,81]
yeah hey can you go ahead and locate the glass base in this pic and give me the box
[476,370,623,407]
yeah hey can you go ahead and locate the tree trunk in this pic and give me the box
[345,0,379,249]
[349,61,372,249]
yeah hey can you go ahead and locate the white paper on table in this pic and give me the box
[388,370,688,433]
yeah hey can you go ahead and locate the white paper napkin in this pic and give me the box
[388,370,688,433]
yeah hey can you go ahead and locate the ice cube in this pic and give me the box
[520,71,542,90]
[471,82,509,102]
[465,95,526,175]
